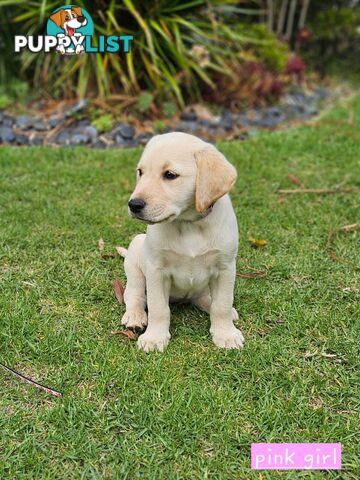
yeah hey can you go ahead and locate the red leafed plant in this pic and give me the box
[204,61,286,109]
[285,55,306,82]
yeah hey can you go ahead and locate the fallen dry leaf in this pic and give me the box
[287,173,303,186]
[113,278,125,304]
[110,329,138,340]
[249,237,267,249]
[98,238,105,251]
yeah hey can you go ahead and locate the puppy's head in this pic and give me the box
[128,132,237,224]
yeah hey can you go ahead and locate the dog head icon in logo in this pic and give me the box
[47,5,94,55]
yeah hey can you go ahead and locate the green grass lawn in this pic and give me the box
[0,96,359,480]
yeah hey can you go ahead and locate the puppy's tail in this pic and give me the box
[116,246,127,258]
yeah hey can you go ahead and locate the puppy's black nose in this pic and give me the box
[128,198,146,214]
[78,16,86,24]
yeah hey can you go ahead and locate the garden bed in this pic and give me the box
[0,85,333,149]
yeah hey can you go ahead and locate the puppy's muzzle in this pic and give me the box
[128,198,146,214]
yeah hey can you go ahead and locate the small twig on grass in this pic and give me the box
[237,270,267,279]
[0,362,63,398]
[278,188,360,195]
[326,223,360,267]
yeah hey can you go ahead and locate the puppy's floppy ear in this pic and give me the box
[72,7,82,16]
[50,10,64,27]
[195,147,237,213]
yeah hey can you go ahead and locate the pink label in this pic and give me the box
[251,443,341,470]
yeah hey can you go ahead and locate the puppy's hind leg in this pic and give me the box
[192,292,239,321]
[121,234,148,332]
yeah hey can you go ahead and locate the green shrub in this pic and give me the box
[0,95,11,110]
[136,92,154,113]
[0,80,29,109]
[92,114,114,133]
[0,0,262,104]
[153,119,167,132]
[303,5,360,71]
[163,101,178,117]
[244,24,289,72]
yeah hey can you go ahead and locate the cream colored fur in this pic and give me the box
[121,132,244,352]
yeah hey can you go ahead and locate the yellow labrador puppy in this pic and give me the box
[120,132,244,352]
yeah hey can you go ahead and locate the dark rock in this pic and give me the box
[267,107,282,117]
[136,132,152,145]
[83,125,98,142]
[92,139,107,149]
[260,107,286,128]
[15,134,29,145]
[77,119,91,127]
[180,110,197,122]
[34,120,48,131]
[233,131,249,141]
[29,135,43,146]
[70,133,88,145]
[49,116,63,128]
[0,126,15,143]
[235,114,251,128]
[113,123,135,140]
[220,111,234,131]
[2,115,14,127]
[16,115,33,130]
[178,120,198,132]
[114,134,137,147]
[199,117,220,128]
[55,130,71,145]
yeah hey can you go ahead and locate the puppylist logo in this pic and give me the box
[14,5,133,55]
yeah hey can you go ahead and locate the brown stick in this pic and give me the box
[278,188,360,194]
[237,271,267,279]
[0,362,63,398]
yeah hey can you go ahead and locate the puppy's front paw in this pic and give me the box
[212,327,244,349]
[121,309,148,332]
[137,330,170,352]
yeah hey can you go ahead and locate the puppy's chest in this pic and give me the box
[160,238,221,292]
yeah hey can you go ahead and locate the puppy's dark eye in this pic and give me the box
[137,168,142,177]
[163,170,179,180]
[72,12,77,18]
[65,14,70,20]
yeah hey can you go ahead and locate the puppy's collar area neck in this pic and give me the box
[200,203,214,218]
